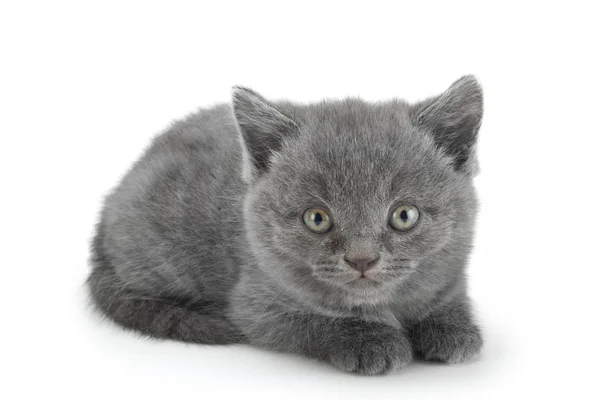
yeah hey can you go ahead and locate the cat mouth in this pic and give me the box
[345,267,415,286]
[346,276,381,286]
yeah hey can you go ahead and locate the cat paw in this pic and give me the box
[326,324,412,375]
[411,320,483,364]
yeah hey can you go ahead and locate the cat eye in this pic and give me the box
[302,207,333,233]
[389,205,420,231]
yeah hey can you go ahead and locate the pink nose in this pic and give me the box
[344,255,380,273]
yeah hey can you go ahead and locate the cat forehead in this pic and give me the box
[271,99,459,199]
[285,116,446,173]
[273,138,456,205]
[277,100,435,155]
[288,99,413,134]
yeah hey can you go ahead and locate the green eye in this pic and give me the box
[390,205,419,231]
[303,208,333,233]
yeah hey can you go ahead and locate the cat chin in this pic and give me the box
[341,283,398,307]
[345,277,383,289]
[340,276,400,294]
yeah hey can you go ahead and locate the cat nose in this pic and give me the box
[344,254,380,273]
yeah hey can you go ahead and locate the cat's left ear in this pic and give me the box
[231,86,300,182]
[410,75,483,176]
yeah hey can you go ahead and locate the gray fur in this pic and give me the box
[88,76,484,374]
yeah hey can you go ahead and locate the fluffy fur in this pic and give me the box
[88,76,484,374]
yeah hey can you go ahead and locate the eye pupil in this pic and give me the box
[399,210,408,222]
[313,212,323,225]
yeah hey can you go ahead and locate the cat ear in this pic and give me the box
[231,86,300,181]
[410,75,483,175]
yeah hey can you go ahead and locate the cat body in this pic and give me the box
[89,77,484,374]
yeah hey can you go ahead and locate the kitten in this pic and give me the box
[89,76,484,375]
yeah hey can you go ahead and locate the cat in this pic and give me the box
[88,76,484,375]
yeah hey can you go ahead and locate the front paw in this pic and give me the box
[411,318,483,364]
[325,322,412,375]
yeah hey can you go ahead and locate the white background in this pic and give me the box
[2,1,599,399]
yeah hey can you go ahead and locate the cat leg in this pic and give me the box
[409,298,482,363]
[230,303,412,375]
[88,252,243,345]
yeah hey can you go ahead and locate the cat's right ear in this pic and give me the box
[231,86,300,182]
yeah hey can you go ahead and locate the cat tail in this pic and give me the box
[87,224,245,345]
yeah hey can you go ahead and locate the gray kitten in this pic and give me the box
[88,76,483,375]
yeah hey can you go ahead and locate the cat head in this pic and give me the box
[232,76,482,305]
